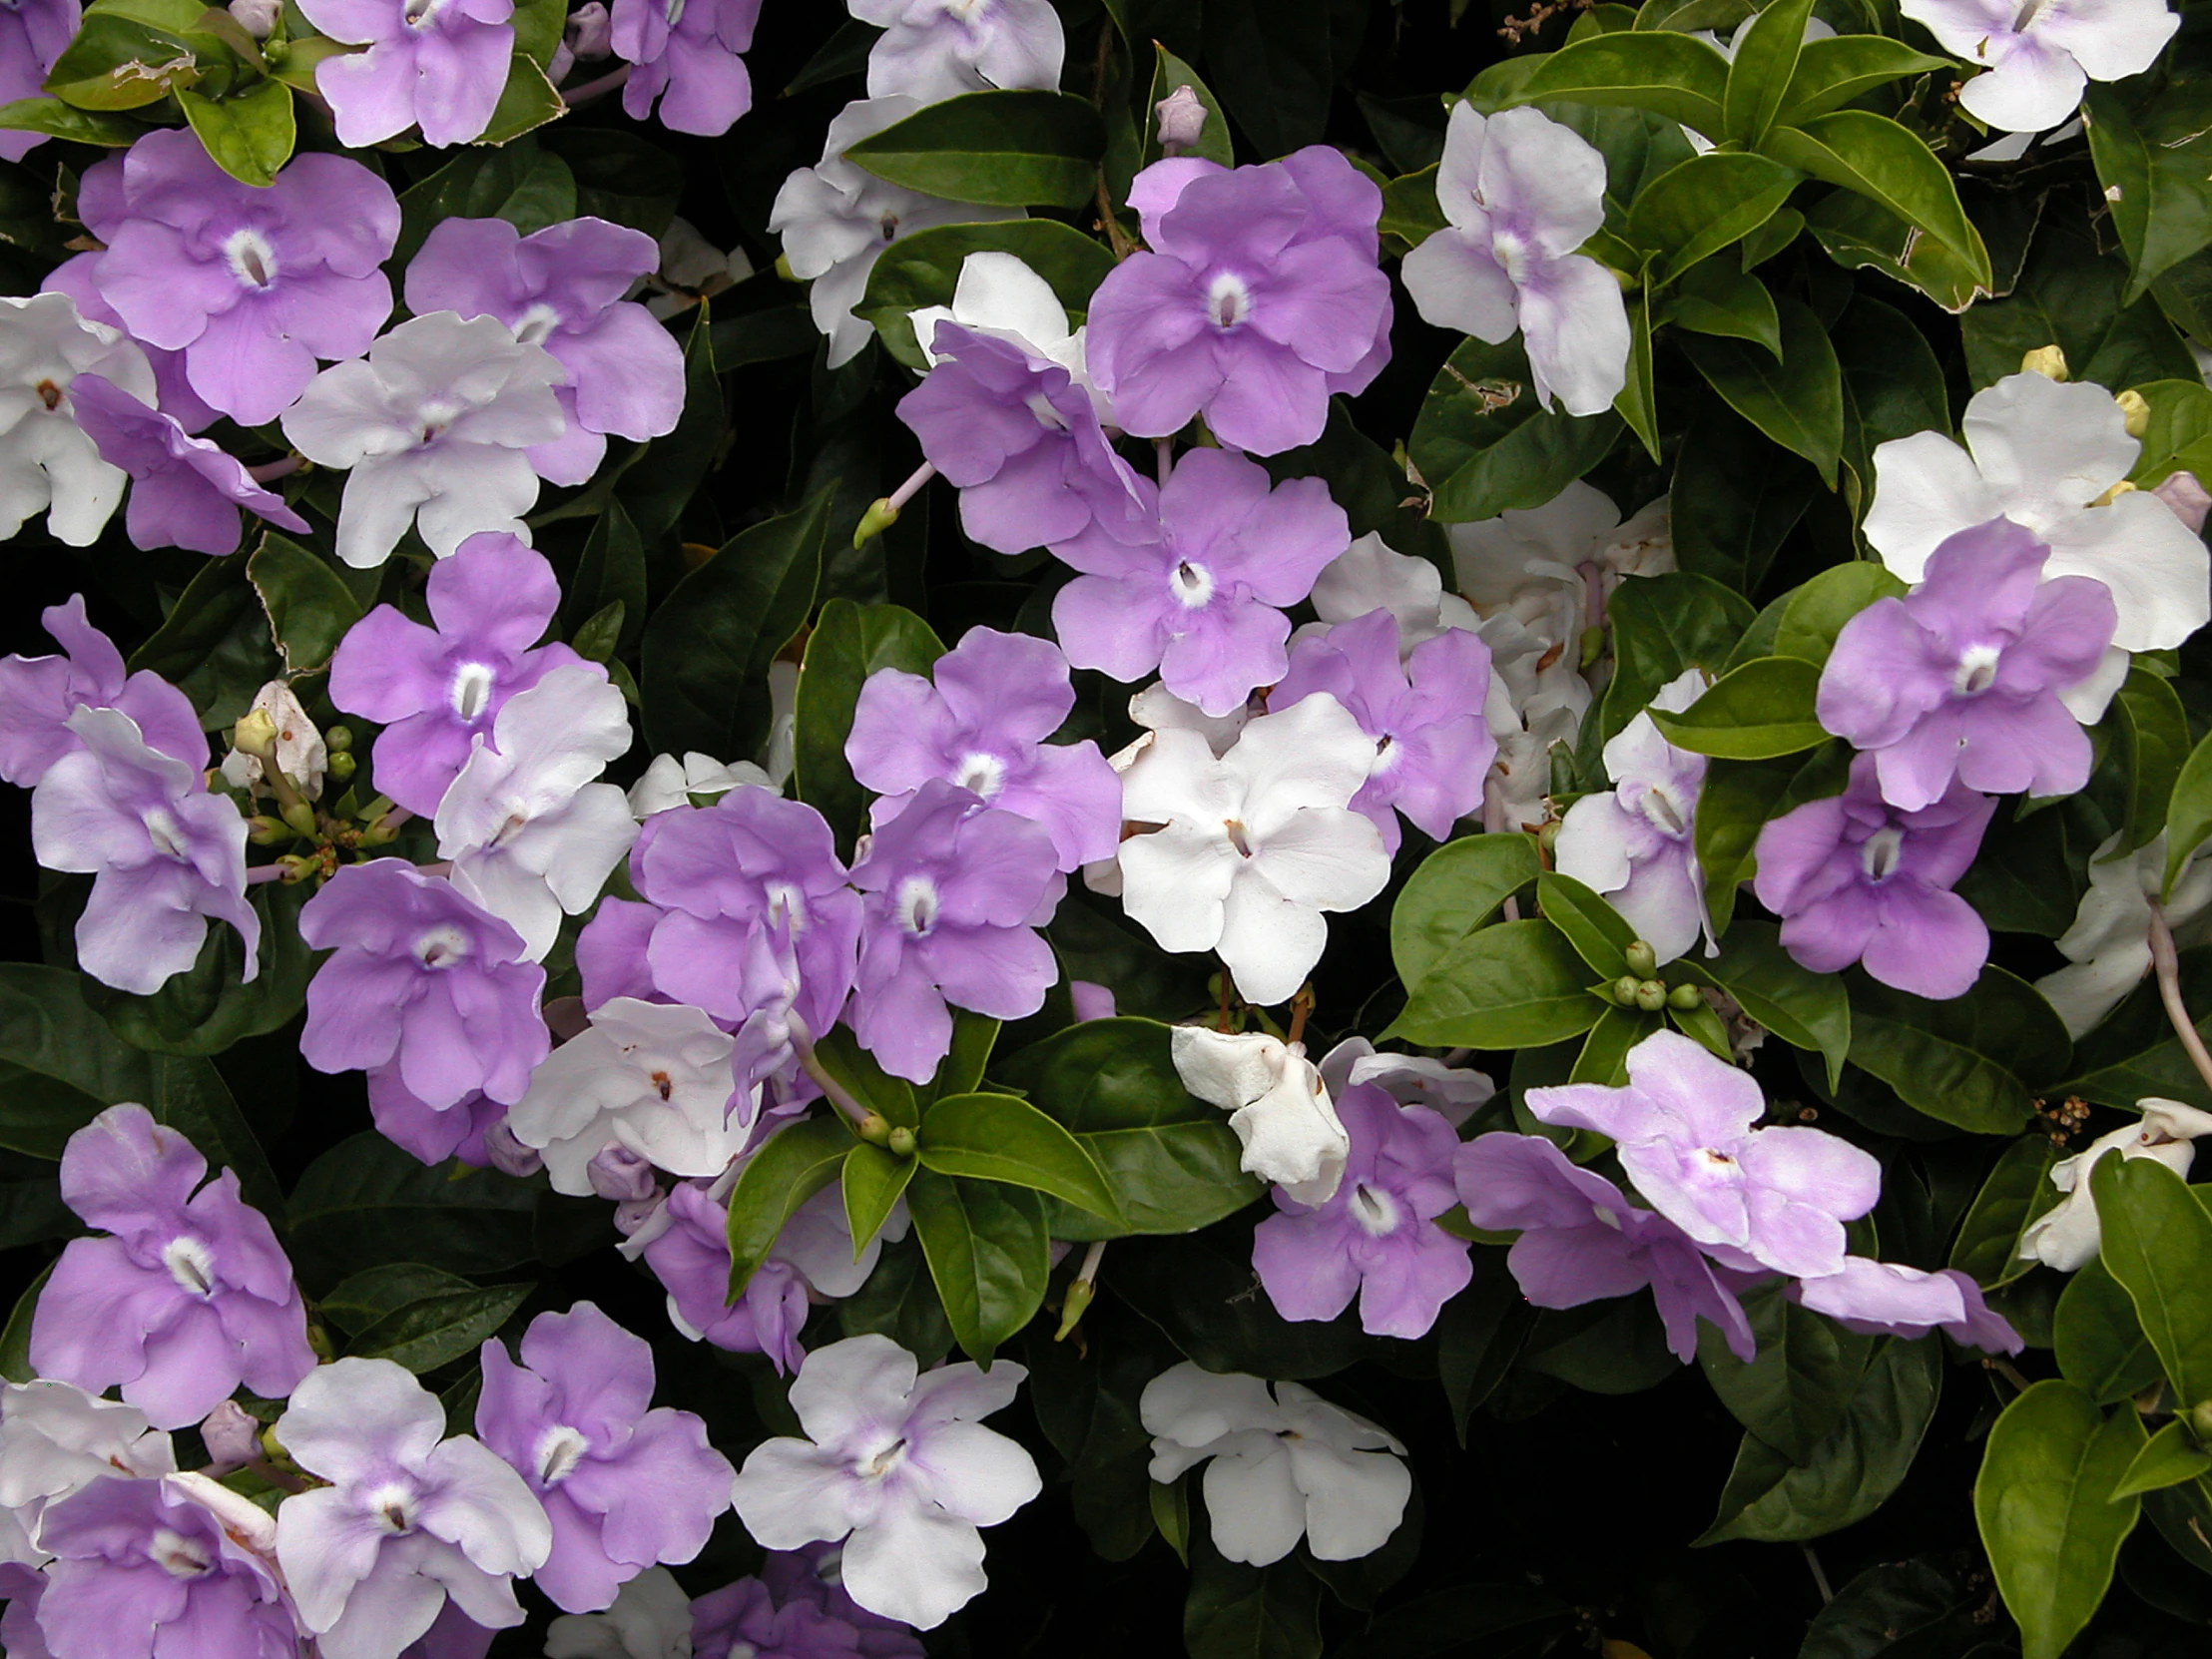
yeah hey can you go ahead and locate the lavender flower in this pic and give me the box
[730,1334,1042,1630]
[0,292,156,546]
[78,129,398,426]
[40,252,216,433]
[1752,753,1996,1000]
[1453,1132,1754,1363]
[1789,1258,2022,1353]
[1524,1029,1881,1280]
[300,0,516,147]
[758,1543,927,1659]
[847,779,1061,1082]
[68,375,306,555]
[29,1106,313,1430]
[1402,104,1630,416]
[0,0,77,164]
[1818,518,2117,812]
[298,859,550,1109]
[1251,1083,1472,1338]
[329,533,589,817]
[405,217,685,486]
[1272,609,1495,853]
[31,708,259,996]
[850,0,1063,103]
[475,1303,734,1613]
[1900,0,2176,131]
[1087,149,1391,455]
[846,626,1121,871]
[0,596,204,787]
[1050,448,1349,717]
[612,0,762,136]
[274,1358,552,1659]
[636,1180,810,1371]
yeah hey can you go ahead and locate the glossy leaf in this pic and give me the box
[1949,1135,2060,1290]
[2164,724,2212,899]
[1670,398,1820,591]
[1407,334,1624,524]
[841,1142,916,1259]
[905,1169,1050,1362]
[1678,920,1851,1089]
[347,1282,530,1374]
[248,532,359,675]
[724,1115,855,1298]
[1774,562,1907,669]
[1663,258,1782,356]
[1624,152,1798,284]
[1718,0,1812,147]
[288,1134,540,1289]
[1764,112,1990,287]
[1593,571,1756,751]
[1508,29,1730,136]
[1143,44,1232,169]
[2090,1154,2212,1408]
[792,600,945,852]
[917,1091,1122,1223]
[1697,1278,1879,1464]
[1390,832,1544,993]
[2053,1259,2161,1405]
[1678,296,1844,484]
[1388,918,1609,1049]
[2086,84,2212,305]
[1774,35,1952,127]
[844,90,1105,207]
[1844,967,2069,1134]
[1649,656,1826,760]
[2111,666,2190,855]
[1534,871,1639,979]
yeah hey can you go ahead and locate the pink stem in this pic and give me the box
[561,63,631,107]
[885,461,937,514]
[2150,904,2212,1098]
[250,456,301,483]
[245,864,288,885]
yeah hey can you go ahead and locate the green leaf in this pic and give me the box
[841,1142,916,1258]
[0,1264,51,1382]
[1390,917,1608,1049]
[916,1092,1122,1223]
[1763,112,1989,287]
[1185,1547,1323,1659]
[1618,284,1660,463]
[1697,1278,1879,1464]
[1570,1004,1662,1084]
[640,492,829,761]
[843,90,1104,208]
[2165,724,2212,899]
[84,879,316,1060]
[1774,35,1952,127]
[1669,398,1820,591]
[1110,1232,1373,1379]
[287,1134,540,1290]
[1663,259,1782,356]
[856,219,1116,372]
[573,604,623,668]
[1262,397,1451,565]
[2091,1155,2212,1408]
[1200,0,1332,159]
[1679,295,1844,484]
[1535,870,1638,977]
[560,497,645,655]
[1719,0,1812,147]
[1774,561,1908,669]
[724,1115,855,1297]
[1649,656,1826,760]
[506,0,562,64]
[991,1016,1258,1240]
[616,304,718,542]
[541,126,681,239]
[2054,1258,2162,1405]
[247,532,360,674]
[130,549,282,732]
[1975,1380,2146,1659]
[46,14,197,109]
[1679,920,1851,1089]
[1700,1335,1941,1543]
[475,51,564,146]
[1963,217,2196,392]
[1949,1135,2061,1290]
[1798,1561,1986,1659]
[1407,333,1623,524]
[839,1236,955,1366]
[810,1029,921,1130]
[2114,1418,2212,1500]
[1625,152,1798,284]
[2087,84,2212,305]
[2111,665,2190,855]
[1592,570,1756,750]
[321,1263,478,1334]
[0,96,147,143]
[1508,29,1731,137]
[1144,45,1233,169]
[1380,164,1447,257]
[2062,941,2212,1110]
[347,1283,530,1374]
[177,76,292,187]
[922,1011,999,1107]
[1693,758,1795,939]
[1845,967,2071,1135]
[904,1169,1049,1362]
[393,137,575,265]
[792,599,945,851]
[1805,189,1989,314]
[1436,1255,1538,1442]
[1835,297,1951,516]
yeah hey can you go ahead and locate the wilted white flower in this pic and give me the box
[1173,1025,1351,1206]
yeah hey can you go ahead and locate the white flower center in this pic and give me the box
[1348,1182,1400,1236]
[1951,644,2002,697]
[1591,1205,1621,1231]
[365,1481,418,1533]
[1635,782,1690,840]
[1491,226,1532,284]
[413,396,465,448]
[162,1235,216,1297]
[858,1435,909,1480]
[412,923,473,969]
[1691,1146,1739,1179]
[765,879,809,935]
[400,0,441,25]
[1860,826,1905,884]
[150,1527,213,1579]
[1222,819,1254,858]
[448,662,496,722]
[895,876,940,936]
[1206,272,1251,330]
[223,227,277,290]
[512,301,562,348]
[953,751,1005,801]
[142,805,189,861]
[1170,560,1215,610]
[533,1423,590,1486]
[664,0,684,23]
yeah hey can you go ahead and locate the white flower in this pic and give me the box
[544,1565,693,1659]
[2017,1099,2212,1272]
[1317,1035,1495,1128]
[274,1358,551,1659]
[849,0,1065,104]
[0,1379,174,1553]
[1864,370,2208,655]
[1113,692,1390,1007]
[1172,1025,1351,1206]
[1140,1363,1409,1566]
[650,217,754,318]
[627,751,777,818]
[220,680,328,800]
[730,1334,1042,1630]
[435,663,640,961]
[2035,830,2212,1038]
[1306,532,1480,652]
[1553,669,1710,963]
[1901,0,2177,133]
[506,997,747,1194]
[770,99,1023,369]
[0,292,156,546]
[910,251,1089,381]
[280,310,567,569]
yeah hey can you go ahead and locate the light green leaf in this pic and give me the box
[2054,1258,2162,1405]
[177,76,291,186]
[1625,151,1798,284]
[1508,29,1731,137]
[844,90,1105,208]
[1617,283,1660,462]
[2091,1154,2212,1409]
[1569,1005,1662,1085]
[1390,832,1544,994]
[1389,918,1608,1049]
[1649,656,1827,760]
[475,51,564,146]
[1774,561,1907,668]
[1773,35,1951,127]
[46,14,196,109]
[2113,1418,2212,1500]
[1718,0,1813,147]
[916,1092,1122,1223]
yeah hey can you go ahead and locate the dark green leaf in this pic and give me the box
[1799,1560,1984,1659]
[1201,0,1333,158]
[1670,398,1820,590]
[1694,758,1796,938]
[1774,561,1907,668]
[248,532,359,674]
[1664,259,1783,356]
[2087,84,2212,305]
[725,1114,854,1296]
[2165,724,2212,899]
[1950,1135,2061,1290]
[1408,333,1623,524]
[2112,666,2190,855]
[843,90,1104,208]
[1535,870,1638,977]
[1508,29,1731,136]
[561,497,645,653]
[1593,571,1756,750]
[1680,919,1851,1088]
[1436,1253,1536,1443]
[347,1283,530,1374]
[2062,941,2212,1110]
[841,1142,916,1257]
[0,1265,51,1382]
[856,219,1116,372]
[1961,216,2197,393]
[812,1027,919,1130]
[1619,284,1660,462]
[1697,1278,1879,1464]
[1679,295,1844,484]
[288,1134,540,1289]
[1388,918,1609,1049]
[905,1169,1049,1362]
[541,126,680,238]
[1144,45,1232,169]
[616,304,718,542]
[320,1263,479,1334]
[792,599,944,851]
[917,1091,1121,1222]
[1570,1004,1663,1084]
[1763,112,1989,287]
[1625,152,1798,284]
[1845,967,2069,1134]
[1110,1231,1373,1379]
[130,549,282,732]
[394,137,575,265]
[2091,1155,2212,1408]
[1186,1547,1323,1659]
[84,879,317,1060]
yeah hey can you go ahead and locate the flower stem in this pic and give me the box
[249,455,302,483]
[2148,904,2212,1098]
[1155,437,1173,487]
[787,1013,875,1132]
[1286,985,1314,1047]
[885,461,937,514]
[245,863,288,885]
[561,63,630,108]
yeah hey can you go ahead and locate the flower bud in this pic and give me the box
[327,751,356,783]
[1623,940,1658,977]
[1156,85,1208,155]
[853,497,901,549]
[1055,1275,1096,1341]
[484,1123,544,1178]
[228,0,280,36]
[856,1111,892,1146]
[587,1143,659,1202]
[1611,975,1641,1006]
[2189,1399,2212,1443]
[199,1400,263,1473]
[2116,386,2151,438]
[2020,343,2068,380]
[247,815,289,844]
[887,1125,918,1158]
[280,800,318,838]
[2155,469,2212,535]
[275,853,314,883]
[566,0,612,56]
[324,725,352,754]
[1632,979,1667,1012]
[231,707,279,762]
[1667,981,1704,1011]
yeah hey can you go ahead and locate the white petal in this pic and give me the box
[1202,1441,1307,1565]
[1864,430,2003,582]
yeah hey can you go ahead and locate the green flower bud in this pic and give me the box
[1611,975,1641,1006]
[327,751,356,784]
[1623,940,1657,978]
[853,497,900,549]
[279,801,318,839]
[324,725,353,755]
[1632,979,1667,1012]
[1055,1276,1096,1342]
[855,1112,892,1147]
[1667,982,1704,1011]
[887,1125,918,1158]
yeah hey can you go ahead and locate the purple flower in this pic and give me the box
[1453,1132,1754,1363]
[1525,1029,1881,1280]
[846,627,1120,872]
[301,0,516,147]
[1251,1084,1471,1339]
[298,859,550,1109]
[367,1065,510,1168]
[401,1601,497,1659]
[1050,448,1349,718]
[690,1572,892,1659]
[611,0,762,136]
[638,1181,810,1370]
[31,708,259,997]
[68,375,306,555]
[39,254,218,434]
[0,596,204,787]
[1087,149,1391,455]
[1272,609,1495,854]
[35,1471,295,1659]
[404,217,685,487]
[82,129,398,427]
[0,0,75,162]
[328,533,588,818]
[757,1545,927,1659]
[475,1303,733,1614]
[847,779,1060,1083]
[1753,752,1996,1000]
[29,1106,314,1430]
[1818,518,2118,811]
[1789,1257,2022,1354]
[896,324,1150,559]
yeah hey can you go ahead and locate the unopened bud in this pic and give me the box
[775,254,799,282]
[360,819,401,846]
[275,853,314,883]
[1623,939,1658,978]
[228,0,280,36]
[1055,1275,1096,1341]
[280,800,317,838]
[2020,344,2068,381]
[2116,387,2151,439]
[2155,468,2212,535]
[1667,981,1704,1011]
[1632,979,1667,1012]
[587,1143,659,1202]
[484,1123,544,1178]
[1611,975,1641,1006]
[1155,84,1207,155]
[613,1193,665,1236]
[324,725,352,754]
[2189,1399,2212,1443]
[247,815,288,844]
[886,1125,917,1158]
[199,1400,262,1473]
[853,497,900,549]
[1536,820,1561,856]
[1577,623,1606,671]
[327,751,356,784]
[565,0,612,57]
[856,1111,892,1146]
[231,707,279,762]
